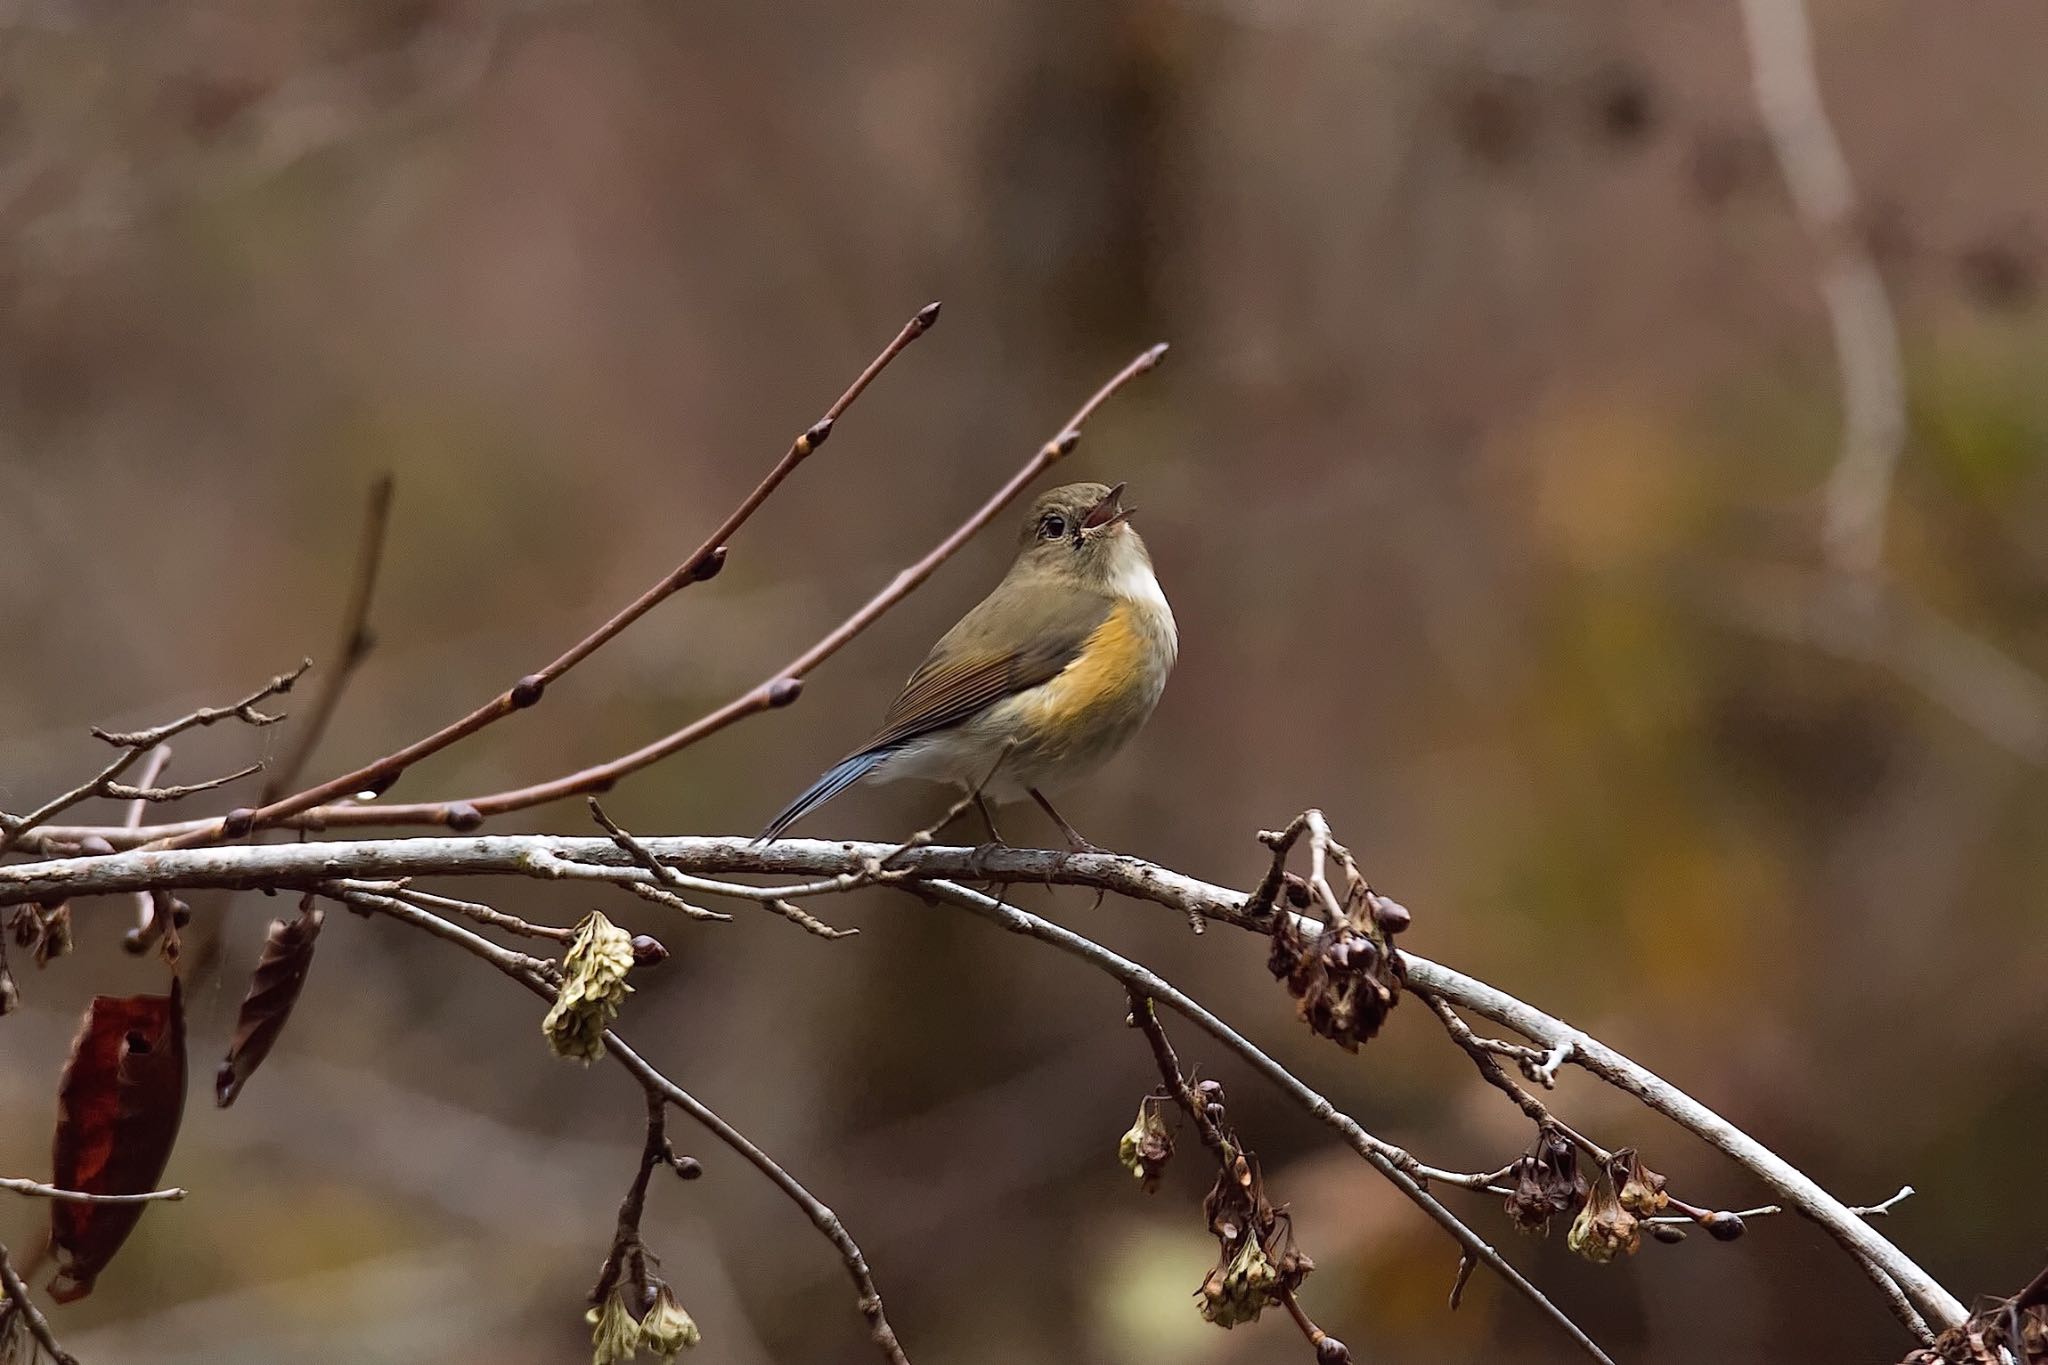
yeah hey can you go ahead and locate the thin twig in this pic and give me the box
[344,891,912,1364]
[127,341,1168,837]
[1128,993,1343,1359]
[916,878,1614,1365]
[1421,993,1613,1163]
[332,881,576,944]
[590,1089,670,1307]
[1402,952,1961,1335]
[0,1239,78,1365]
[261,473,395,801]
[0,1176,188,1204]
[1643,1184,1916,1228]
[0,661,308,851]
[90,660,311,748]
[104,762,263,803]
[149,305,941,851]
[513,846,731,923]
[121,746,172,944]
[589,798,848,937]
[0,826,1964,1337]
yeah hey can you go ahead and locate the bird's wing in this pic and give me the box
[864,576,1115,752]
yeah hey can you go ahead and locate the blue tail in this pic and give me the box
[755,747,895,843]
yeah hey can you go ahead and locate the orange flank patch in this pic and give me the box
[1008,603,1158,747]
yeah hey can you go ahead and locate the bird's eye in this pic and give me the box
[1040,514,1067,540]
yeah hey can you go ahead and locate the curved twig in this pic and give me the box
[912,877,1615,1365]
[147,304,941,851]
[1,1239,79,1365]
[340,888,911,1364]
[0,831,1963,1336]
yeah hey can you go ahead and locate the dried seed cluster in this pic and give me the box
[1266,880,1409,1051]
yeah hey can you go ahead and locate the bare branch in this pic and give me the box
[261,473,396,802]
[315,340,1169,831]
[23,345,1168,854]
[104,762,264,803]
[361,883,577,945]
[148,304,941,850]
[1,1238,79,1365]
[0,828,1964,1337]
[0,661,308,851]
[1420,994,1612,1162]
[588,798,847,937]
[513,846,731,924]
[90,659,312,748]
[589,1090,683,1308]
[915,878,1615,1365]
[1403,952,1962,1334]
[340,889,911,1364]
[0,1176,187,1204]
[1128,994,1348,1360]
[1644,1184,1916,1228]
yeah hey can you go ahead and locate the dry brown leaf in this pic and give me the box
[48,980,187,1303]
[215,899,324,1107]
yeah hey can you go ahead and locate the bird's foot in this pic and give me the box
[968,837,1010,878]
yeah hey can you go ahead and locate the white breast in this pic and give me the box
[1110,540,1177,659]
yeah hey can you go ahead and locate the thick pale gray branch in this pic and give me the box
[0,831,1964,1334]
[1401,953,1961,1334]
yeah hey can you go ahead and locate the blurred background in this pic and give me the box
[3,1,2046,1361]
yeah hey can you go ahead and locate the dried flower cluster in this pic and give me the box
[8,902,72,968]
[1117,1096,1175,1193]
[544,911,637,1062]
[1266,879,1409,1051]
[1503,1129,1589,1235]
[587,1282,701,1364]
[1503,1133,1692,1266]
[1902,1303,2048,1364]
[1199,1145,1314,1328]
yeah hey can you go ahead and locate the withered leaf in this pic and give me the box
[48,980,187,1303]
[216,901,325,1107]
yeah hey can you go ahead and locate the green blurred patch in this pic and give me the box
[1909,330,2048,505]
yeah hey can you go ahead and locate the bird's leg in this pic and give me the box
[1030,787,1104,858]
[968,792,1011,878]
[974,793,1009,846]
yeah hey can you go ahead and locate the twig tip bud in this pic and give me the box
[912,301,942,331]
[1703,1211,1746,1241]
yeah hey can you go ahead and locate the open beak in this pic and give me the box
[1080,482,1133,532]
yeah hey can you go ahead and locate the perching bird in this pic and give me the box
[758,480,1176,849]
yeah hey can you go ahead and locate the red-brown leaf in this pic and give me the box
[48,980,187,1303]
[215,901,324,1107]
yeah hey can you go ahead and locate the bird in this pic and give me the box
[758,480,1176,850]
